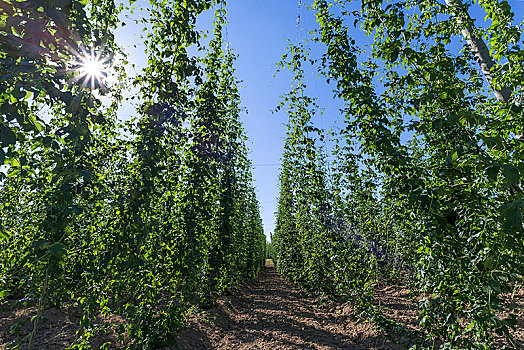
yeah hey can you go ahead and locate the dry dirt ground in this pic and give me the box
[176,262,523,350]
[0,303,126,349]
[1,260,522,349]
[175,266,399,350]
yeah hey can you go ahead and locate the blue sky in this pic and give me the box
[114,0,524,242]
[220,1,301,241]
[223,1,337,241]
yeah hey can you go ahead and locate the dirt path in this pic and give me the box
[1,262,521,349]
[176,265,396,350]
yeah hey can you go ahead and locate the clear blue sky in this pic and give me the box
[221,1,301,241]
[114,0,524,242]
[223,1,333,241]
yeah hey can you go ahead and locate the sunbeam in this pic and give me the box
[74,48,110,91]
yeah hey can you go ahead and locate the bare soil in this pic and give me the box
[175,266,398,350]
[176,264,523,350]
[0,303,126,350]
[373,284,524,349]
[1,261,522,349]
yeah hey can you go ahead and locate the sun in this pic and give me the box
[74,48,110,91]
[81,55,105,80]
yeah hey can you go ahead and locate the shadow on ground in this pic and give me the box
[176,266,396,350]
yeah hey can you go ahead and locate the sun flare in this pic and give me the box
[81,55,105,80]
[74,49,110,90]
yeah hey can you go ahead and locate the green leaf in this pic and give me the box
[502,199,523,229]
[47,243,68,259]
[35,121,44,132]
[486,165,500,182]
[34,239,47,251]
[12,88,25,100]
[1,125,16,147]
[503,164,520,185]
[432,118,443,131]
[0,228,8,241]
[389,47,399,62]
[42,136,52,148]
[7,168,20,177]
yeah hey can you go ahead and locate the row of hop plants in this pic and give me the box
[274,0,524,349]
[0,0,266,349]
